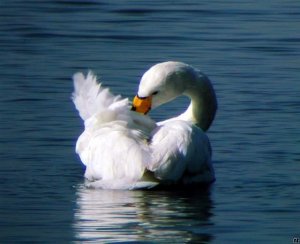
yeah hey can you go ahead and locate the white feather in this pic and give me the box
[72,71,123,121]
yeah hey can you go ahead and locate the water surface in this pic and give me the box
[0,0,299,243]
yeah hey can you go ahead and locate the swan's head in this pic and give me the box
[132,61,196,114]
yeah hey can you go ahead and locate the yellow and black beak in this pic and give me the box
[131,95,152,114]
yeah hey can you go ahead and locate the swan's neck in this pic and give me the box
[177,73,217,131]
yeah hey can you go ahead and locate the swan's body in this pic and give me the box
[72,61,217,189]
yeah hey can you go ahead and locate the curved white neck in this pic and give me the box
[176,73,217,131]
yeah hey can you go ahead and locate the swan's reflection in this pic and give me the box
[74,184,214,243]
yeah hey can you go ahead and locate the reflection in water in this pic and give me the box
[74,185,214,243]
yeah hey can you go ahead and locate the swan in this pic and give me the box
[72,61,217,190]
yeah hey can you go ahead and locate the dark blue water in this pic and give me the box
[1,0,300,243]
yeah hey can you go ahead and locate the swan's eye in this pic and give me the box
[152,91,159,96]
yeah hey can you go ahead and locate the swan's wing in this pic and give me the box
[148,121,191,181]
[149,120,215,184]
[72,71,156,130]
[72,71,122,121]
[72,72,158,189]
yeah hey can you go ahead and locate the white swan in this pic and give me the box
[72,61,217,189]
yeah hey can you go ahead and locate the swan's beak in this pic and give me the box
[131,95,152,114]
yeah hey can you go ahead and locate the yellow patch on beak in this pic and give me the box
[131,95,152,114]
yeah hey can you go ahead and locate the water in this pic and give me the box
[1,0,299,243]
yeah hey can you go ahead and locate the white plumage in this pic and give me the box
[72,62,217,189]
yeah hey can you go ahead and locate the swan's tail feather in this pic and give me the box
[72,71,122,121]
[72,72,98,121]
